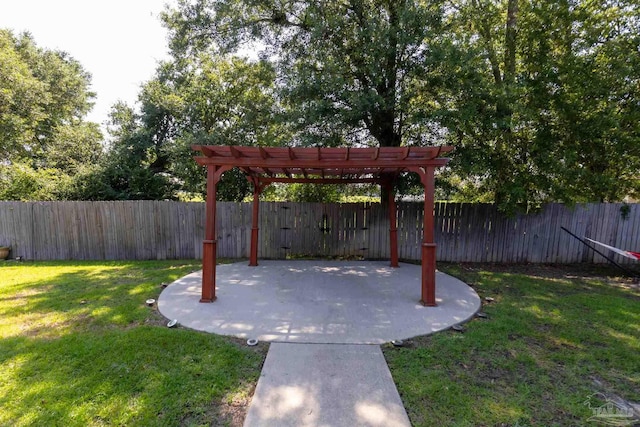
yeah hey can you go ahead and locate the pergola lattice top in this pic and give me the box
[193,145,453,183]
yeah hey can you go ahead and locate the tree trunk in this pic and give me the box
[494,0,519,207]
[504,0,518,85]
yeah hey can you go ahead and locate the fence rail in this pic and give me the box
[1,201,638,264]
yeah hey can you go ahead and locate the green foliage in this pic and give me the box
[69,102,177,201]
[0,29,100,165]
[157,0,454,202]
[0,163,71,201]
[163,0,446,150]
[167,56,286,200]
[159,0,639,209]
[87,56,284,201]
[0,29,103,201]
[434,0,640,211]
[46,122,103,173]
[268,183,342,203]
[261,182,381,202]
[66,0,638,206]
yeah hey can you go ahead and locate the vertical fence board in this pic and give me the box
[449,202,462,262]
[617,205,632,264]
[582,204,595,263]
[629,206,637,264]
[547,204,560,262]
[459,203,473,262]
[551,204,565,263]
[444,202,456,262]
[480,205,490,262]
[591,204,606,264]
[631,205,640,264]
[576,205,589,262]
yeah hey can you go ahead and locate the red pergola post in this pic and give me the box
[201,165,231,303]
[387,183,399,268]
[249,179,262,266]
[422,167,437,306]
[410,166,437,306]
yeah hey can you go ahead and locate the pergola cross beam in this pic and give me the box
[193,145,452,306]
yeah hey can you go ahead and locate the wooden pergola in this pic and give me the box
[192,145,453,306]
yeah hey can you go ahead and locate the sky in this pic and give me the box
[0,0,174,128]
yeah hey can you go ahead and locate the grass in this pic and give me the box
[3,259,639,426]
[0,260,267,427]
[383,263,640,426]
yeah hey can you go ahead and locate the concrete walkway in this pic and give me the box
[244,343,410,427]
[158,260,480,427]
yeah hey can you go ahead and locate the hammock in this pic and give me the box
[561,226,640,278]
[584,238,640,261]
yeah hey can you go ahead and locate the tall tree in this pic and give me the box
[159,0,452,203]
[162,0,446,149]
[166,55,287,200]
[0,29,103,200]
[434,0,639,209]
[0,29,101,167]
[98,1,639,207]
[81,56,284,201]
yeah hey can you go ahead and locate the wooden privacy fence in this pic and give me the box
[0,201,639,264]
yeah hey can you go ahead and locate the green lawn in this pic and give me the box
[0,260,267,427]
[384,264,640,426]
[3,260,638,426]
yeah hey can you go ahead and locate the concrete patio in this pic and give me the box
[158,260,480,344]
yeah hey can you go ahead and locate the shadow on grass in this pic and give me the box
[384,263,640,427]
[0,260,265,426]
[0,261,202,333]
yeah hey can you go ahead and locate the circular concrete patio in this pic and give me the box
[158,260,480,344]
